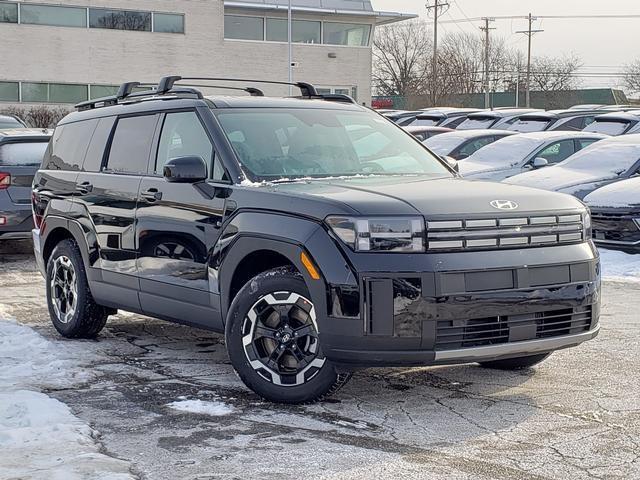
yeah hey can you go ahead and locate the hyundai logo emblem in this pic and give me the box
[490,200,519,210]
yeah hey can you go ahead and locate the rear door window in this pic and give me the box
[106,115,159,174]
[534,139,576,165]
[0,141,49,166]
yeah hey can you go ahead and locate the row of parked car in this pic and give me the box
[379,105,639,254]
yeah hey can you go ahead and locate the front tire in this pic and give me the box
[225,267,350,404]
[46,239,108,338]
[479,353,551,370]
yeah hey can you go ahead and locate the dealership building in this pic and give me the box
[0,0,413,106]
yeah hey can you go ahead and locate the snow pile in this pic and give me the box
[0,317,136,480]
[600,249,640,282]
[167,399,234,416]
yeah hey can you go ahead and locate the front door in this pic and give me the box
[135,110,228,330]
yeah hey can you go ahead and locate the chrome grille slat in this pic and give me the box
[426,213,584,251]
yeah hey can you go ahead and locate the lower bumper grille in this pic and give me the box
[591,211,640,245]
[435,306,593,351]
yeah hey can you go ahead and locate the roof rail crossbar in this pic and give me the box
[158,76,318,97]
[75,80,146,111]
[116,82,140,99]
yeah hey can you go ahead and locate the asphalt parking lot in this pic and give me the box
[1,239,639,480]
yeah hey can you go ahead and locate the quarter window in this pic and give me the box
[224,15,264,41]
[323,22,370,46]
[266,18,321,44]
[156,112,216,177]
[106,115,158,174]
[0,2,17,23]
[89,8,151,31]
[21,4,87,27]
[44,120,99,171]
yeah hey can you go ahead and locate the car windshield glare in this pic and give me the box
[561,142,640,174]
[215,108,452,181]
[467,136,542,167]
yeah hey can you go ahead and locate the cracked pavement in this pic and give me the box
[1,240,639,480]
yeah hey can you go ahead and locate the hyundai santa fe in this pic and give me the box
[32,76,601,404]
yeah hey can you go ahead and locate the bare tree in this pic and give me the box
[623,60,640,94]
[1,105,70,128]
[529,54,582,92]
[372,22,432,98]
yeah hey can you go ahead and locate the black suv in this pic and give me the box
[32,77,600,403]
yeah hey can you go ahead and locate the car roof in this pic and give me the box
[592,111,640,122]
[595,133,640,145]
[434,128,516,138]
[0,128,52,141]
[465,108,541,119]
[403,126,453,133]
[513,130,608,141]
[205,95,364,111]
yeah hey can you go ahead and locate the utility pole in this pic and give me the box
[287,0,293,95]
[516,13,543,107]
[480,18,495,109]
[426,0,449,106]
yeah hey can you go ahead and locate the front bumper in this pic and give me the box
[318,242,601,367]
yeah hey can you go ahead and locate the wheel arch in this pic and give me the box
[41,216,92,272]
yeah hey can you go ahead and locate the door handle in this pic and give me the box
[141,188,162,202]
[75,182,93,194]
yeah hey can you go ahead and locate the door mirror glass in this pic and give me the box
[163,156,207,183]
[532,157,549,168]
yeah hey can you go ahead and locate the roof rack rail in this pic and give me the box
[317,93,357,105]
[157,76,318,98]
[75,81,143,111]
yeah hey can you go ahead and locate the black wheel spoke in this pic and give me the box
[289,343,306,363]
[254,324,278,340]
[266,346,286,369]
[294,324,315,338]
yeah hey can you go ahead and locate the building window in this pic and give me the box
[21,4,87,28]
[20,82,88,103]
[224,15,264,41]
[89,8,151,31]
[0,2,18,23]
[153,13,184,33]
[266,18,321,44]
[22,82,49,103]
[0,81,19,102]
[323,22,370,46]
[90,85,119,98]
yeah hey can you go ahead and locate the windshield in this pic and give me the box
[0,141,49,166]
[508,119,551,132]
[456,117,496,130]
[561,142,640,173]
[216,108,452,180]
[409,116,440,127]
[584,120,631,136]
[466,135,543,167]
[423,133,468,155]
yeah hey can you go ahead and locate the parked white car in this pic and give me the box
[505,134,640,199]
[423,129,516,160]
[458,131,608,181]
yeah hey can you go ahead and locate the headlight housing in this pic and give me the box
[326,216,425,252]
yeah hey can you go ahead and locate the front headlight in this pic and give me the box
[583,209,592,239]
[326,216,425,252]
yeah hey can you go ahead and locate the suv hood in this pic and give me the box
[270,176,583,217]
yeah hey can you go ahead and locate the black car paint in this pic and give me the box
[33,95,600,368]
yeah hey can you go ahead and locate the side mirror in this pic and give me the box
[441,155,459,172]
[532,157,549,168]
[163,156,207,183]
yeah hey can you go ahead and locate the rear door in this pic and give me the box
[135,109,228,329]
[73,114,160,309]
[0,139,49,204]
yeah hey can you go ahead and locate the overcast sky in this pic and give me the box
[370,0,638,90]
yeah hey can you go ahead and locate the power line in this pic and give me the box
[440,14,640,24]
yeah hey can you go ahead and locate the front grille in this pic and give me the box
[591,211,640,244]
[435,306,592,350]
[426,214,584,251]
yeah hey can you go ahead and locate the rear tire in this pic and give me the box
[479,353,551,370]
[225,266,350,404]
[46,239,108,338]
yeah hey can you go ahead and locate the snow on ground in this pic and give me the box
[0,315,136,480]
[600,249,640,282]
[166,399,234,416]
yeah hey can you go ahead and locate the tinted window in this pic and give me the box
[577,138,599,150]
[0,2,17,23]
[89,8,151,31]
[153,13,184,33]
[156,112,214,175]
[443,116,467,129]
[455,136,496,159]
[106,115,158,174]
[21,4,87,27]
[0,142,49,166]
[224,15,264,40]
[535,139,575,165]
[266,18,320,43]
[83,117,117,172]
[44,120,98,170]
